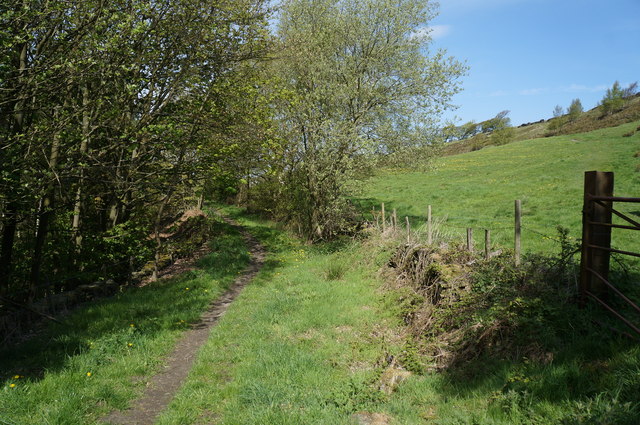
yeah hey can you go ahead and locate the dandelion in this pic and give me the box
[13,375,20,379]
[127,343,133,348]
[130,323,135,327]
[9,383,16,388]
[86,372,92,377]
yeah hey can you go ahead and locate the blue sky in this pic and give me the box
[429,0,640,126]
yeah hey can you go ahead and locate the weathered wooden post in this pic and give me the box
[484,229,490,259]
[580,171,613,303]
[515,200,521,266]
[392,209,398,230]
[381,203,386,232]
[466,228,473,252]
[405,217,411,243]
[427,205,433,245]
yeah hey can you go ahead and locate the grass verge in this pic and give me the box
[0,215,250,425]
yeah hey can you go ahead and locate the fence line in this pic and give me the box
[369,200,573,264]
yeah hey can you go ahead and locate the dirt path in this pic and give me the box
[103,218,265,425]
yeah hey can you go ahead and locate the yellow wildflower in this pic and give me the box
[86,372,92,377]
[9,383,16,388]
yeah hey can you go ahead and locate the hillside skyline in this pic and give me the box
[430,0,640,126]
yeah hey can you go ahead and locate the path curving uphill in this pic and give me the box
[103,218,265,425]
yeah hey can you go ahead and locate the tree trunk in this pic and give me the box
[152,190,174,281]
[71,84,91,250]
[30,118,62,297]
[0,40,29,294]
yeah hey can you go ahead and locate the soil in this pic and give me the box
[102,217,265,425]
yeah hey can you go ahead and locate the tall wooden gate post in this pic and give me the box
[580,171,614,303]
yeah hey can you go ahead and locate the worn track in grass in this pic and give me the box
[103,217,265,425]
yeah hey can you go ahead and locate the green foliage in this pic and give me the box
[492,126,516,145]
[379,225,640,424]
[329,378,387,413]
[567,98,583,122]
[0,0,273,304]
[255,0,466,240]
[600,81,637,116]
[481,110,511,133]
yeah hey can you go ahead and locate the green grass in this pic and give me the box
[155,206,402,424]
[2,204,639,424]
[0,216,251,425]
[356,120,640,256]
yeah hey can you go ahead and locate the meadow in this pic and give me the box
[357,120,640,257]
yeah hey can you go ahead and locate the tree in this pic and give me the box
[567,98,583,122]
[553,105,564,118]
[460,121,480,139]
[600,81,637,116]
[259,0,466,239]
[0,0,272,300]
[481,110,510,134]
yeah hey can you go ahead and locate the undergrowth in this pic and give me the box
[378,224,640,424]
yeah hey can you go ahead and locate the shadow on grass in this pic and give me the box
[435,264,640,423]
[0,218,265,386]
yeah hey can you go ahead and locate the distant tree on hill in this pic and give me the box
[481,110,510,133]
[553,105,564,118]
[600,81,637,116]
[567,98,583,122]
[623,82,638,98]
[460,120,480,139]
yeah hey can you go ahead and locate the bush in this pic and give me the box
[492,126,516,145]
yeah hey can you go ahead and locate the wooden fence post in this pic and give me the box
[466,228,473,252]
[392,209,397,230]
[427,205,432,245]
[484,229,490,259]
[580,171,614,302]
[515,200,521,266]
[381,203,386,232]
[406,217,410,243]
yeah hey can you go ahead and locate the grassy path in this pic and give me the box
[103,217,266,424]
[0,216,253,424]
[153,207,404,424]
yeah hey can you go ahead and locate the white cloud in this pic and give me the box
[411,25,451,40]
[518,87,547,96]
[429,25,452,39]
[561,84,608,93]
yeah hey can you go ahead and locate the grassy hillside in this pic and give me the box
[357,121,640,256]
[441,94,640,157]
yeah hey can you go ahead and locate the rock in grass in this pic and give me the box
[378,366,412,395]
[351,412,392,425]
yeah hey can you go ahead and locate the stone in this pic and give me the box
[351,412,392,425]
[378,366,412,395]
